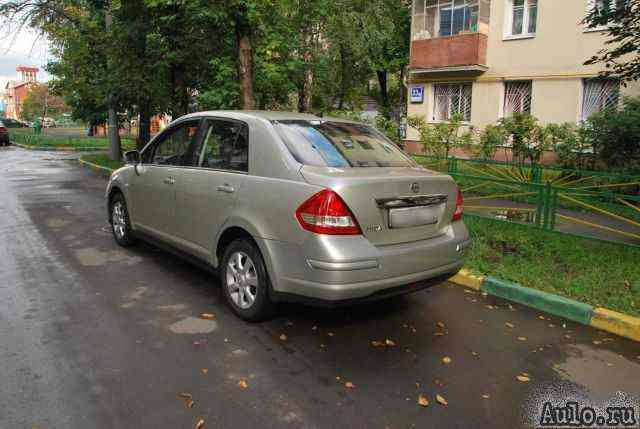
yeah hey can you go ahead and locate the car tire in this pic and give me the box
[109,192,137,247]
[220,238,275,322]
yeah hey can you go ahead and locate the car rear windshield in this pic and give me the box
[274,120,416,168]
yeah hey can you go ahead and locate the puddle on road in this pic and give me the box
[74,247,143,267]
[169,317,217,334]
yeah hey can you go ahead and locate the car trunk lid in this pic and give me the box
[300,166,459,246]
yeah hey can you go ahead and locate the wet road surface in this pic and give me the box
[1,147,639,428]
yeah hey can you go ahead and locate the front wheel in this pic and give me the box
[110,193,137,247]
[220,239,275,322]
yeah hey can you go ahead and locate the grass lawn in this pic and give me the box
[81,154,125,171]
[10,130,135,150]
[464,215,640,317]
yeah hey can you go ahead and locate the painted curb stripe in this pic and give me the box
[449,272,640,342]
[449,269,484,291]
[480,277,594,326]
[590,307,640,342]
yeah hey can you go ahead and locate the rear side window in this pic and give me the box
[197,120,249,172]
[274,120,415,168]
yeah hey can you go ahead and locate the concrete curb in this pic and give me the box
[77,158,114,179]
[449,271,640,343]
[12,141,105,152]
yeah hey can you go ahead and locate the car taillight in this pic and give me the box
[452,188,464,222]
[296,189,362,235]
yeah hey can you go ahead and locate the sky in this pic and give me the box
[0,28,51,90]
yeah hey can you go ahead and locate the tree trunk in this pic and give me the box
[337,44,348,110]
[105,11,121,161]
[298,25,314,113]
[377,70,389,117]
[138,104,151,151]
[236,12,254,110]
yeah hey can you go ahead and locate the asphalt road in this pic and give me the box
[1,146,639,429]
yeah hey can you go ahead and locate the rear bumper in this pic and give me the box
[257,221,470,302]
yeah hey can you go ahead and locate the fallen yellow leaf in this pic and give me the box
[538,315,546,320]
[516,375,530,382]
[371,340,384,347]
[505,322,515,329]
[238,379,248,389]
[328,332,335,337]
[201,368,209,375]
[385,339,396,347]
[442,356,452,364]
[178,392,193,400]
[482,394,490,399]
[517,337,527,341]
[186,399,195,408]
[436,322,445,329]
[593,340,602,345]
[194,418,205,429]
[436,394,448,406]
[418,395,429,407]
[345,381,355,389]
[471,351,479,357]
[279,334,287,341]
[200,313,215,320]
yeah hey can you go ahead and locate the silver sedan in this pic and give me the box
[106,111,470,321]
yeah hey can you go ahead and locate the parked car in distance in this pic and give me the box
[1,117,28,128]
[0,121,9,146]
[106,111,470,321]
[42,117,57,128]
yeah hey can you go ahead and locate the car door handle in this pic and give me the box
[217,184,235,193]
[163,177,175,185]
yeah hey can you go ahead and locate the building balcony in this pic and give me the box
[410,32,488,75]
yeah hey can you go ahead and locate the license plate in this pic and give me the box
[388,205,442,229]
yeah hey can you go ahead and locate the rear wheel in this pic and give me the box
[110,192,137,247]
[220,238,275,322]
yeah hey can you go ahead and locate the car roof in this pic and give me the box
[179,110,365,124]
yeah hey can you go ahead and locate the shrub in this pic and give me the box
[407,113,473,158]
[583,97,640,171]
[499,113,550,166]
[476,124,505,160]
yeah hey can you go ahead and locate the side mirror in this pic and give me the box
[124,150,140,164]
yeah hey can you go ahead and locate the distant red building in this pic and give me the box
[4,66,39,120]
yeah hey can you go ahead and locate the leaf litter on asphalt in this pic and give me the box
[418,395,429,407]
[238,379,249,389]
[442,356,452,364]
[194,418,205,429]
[436,394,448,406]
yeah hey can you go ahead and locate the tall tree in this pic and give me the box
[584,0,640,82]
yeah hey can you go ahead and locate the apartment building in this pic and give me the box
[405,0,640,152]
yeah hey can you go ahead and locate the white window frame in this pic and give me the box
[412,0,480,40]
[503,0,538,40]
[432,82,473,122]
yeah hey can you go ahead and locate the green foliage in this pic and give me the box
[583,96,640,171]
[583,0,640,82]
[476,124,505,160]
[499,113,549,166]
[408,113,473,158]
[465,215,640,317]
[20,83,70,121]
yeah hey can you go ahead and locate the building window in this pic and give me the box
[506,0,537,38]
[585,0,628,31]
[413,0,482,40]
[433,83,473,121]
[504,81,532,116]
[581,78,620,121]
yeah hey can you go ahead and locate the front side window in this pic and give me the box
[433,83,473,121]
[581,78,620,121]
[274,121,416,168]
[198,120,249,172]
[504,81,532,116]
[149,120,201,166]
[507,0,537,37]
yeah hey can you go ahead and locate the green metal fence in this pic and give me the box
[414,155,640,246]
